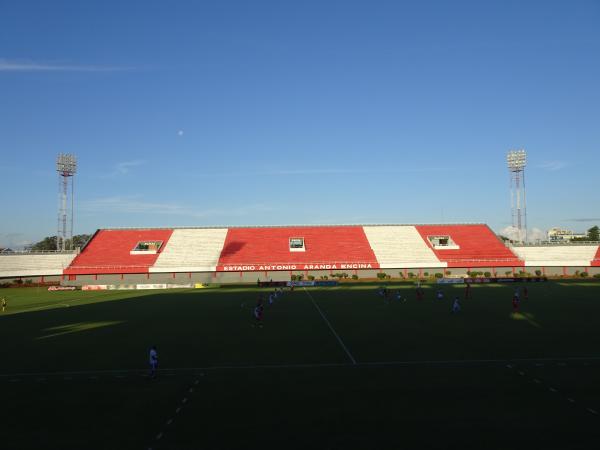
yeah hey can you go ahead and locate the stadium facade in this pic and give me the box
[1,224,599,285]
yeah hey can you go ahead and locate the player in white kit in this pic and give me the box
[149,346,158,379]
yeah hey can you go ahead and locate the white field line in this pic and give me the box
[303,287,357,365]
[7,303,73,314]
[150,376,200,447]
[2,290,165,317]
[2,356,600,379]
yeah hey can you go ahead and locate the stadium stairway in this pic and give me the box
[64,229,173,274]
[150,228,228,272]
[0,253,77,278]
[363,226,445,269]
[415,224,524,268]
[216,226,379,270]
[511,245,599,267]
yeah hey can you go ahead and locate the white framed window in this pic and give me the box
[289,237,305,252]
[427,235,460,249]
[130,240,163,255]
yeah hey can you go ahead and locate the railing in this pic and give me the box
[95,222,488,231]
[442,257,522,263]
[510,241,600,247]
[33,259,600,274]
[65,264,152,270]
[0,250,78,255]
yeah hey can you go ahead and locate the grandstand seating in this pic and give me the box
[57,224,599,276]
[512,245,599,267]
[363,226,445,268]
[415,224,523,267]
[593,247,600,267]
[0,253,76,277]
[217,226,379,270]
[64,229,173,274]
[151,228,228,272]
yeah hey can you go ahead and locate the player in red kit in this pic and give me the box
[512,294,520,314]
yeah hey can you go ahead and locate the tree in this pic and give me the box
[587,226,599,241]
[28,236,57,251]
[28,234,92,251]
[71,234,92,248]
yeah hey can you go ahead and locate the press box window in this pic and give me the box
[289,237,305,252]
[428,235,460,249]
[130,240,163,255]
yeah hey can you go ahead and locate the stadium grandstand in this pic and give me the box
[0,251,76,280]
[2,223,599,286]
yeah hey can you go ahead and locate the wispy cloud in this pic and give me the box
[188,166,451,179]
[80,195,272,219]
[115,160,145,175]
[0,233,33,250]
[96,160,146,178]
[537,160,568,171]
[566,218,600,223]
[0,58,132,72]
[499,226,545,242]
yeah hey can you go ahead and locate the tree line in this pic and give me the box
[27,234,92,251]
[572,226,599,242]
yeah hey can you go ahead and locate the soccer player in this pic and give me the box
[416,287,424,301]
[383,288,391,305]
[149,346,158,379]
[523,286,528,300]
[268,292,274,307]
[512,294,520,314]
[1,297,6,312]
[451,297,461,314]
[464,282,471,300]
[396,290,404,302]
[253,303,264,328]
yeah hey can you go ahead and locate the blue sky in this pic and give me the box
[1,0,599,248]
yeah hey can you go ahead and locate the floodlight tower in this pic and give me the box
[56,153,77,251]
[506,149,527,243]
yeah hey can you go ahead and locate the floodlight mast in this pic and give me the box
[506,149,527,243]
[56,154,77,251]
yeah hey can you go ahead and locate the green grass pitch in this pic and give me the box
[1,280,600,449]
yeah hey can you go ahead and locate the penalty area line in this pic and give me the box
[2,356,600,379]
[304,287,357,365]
